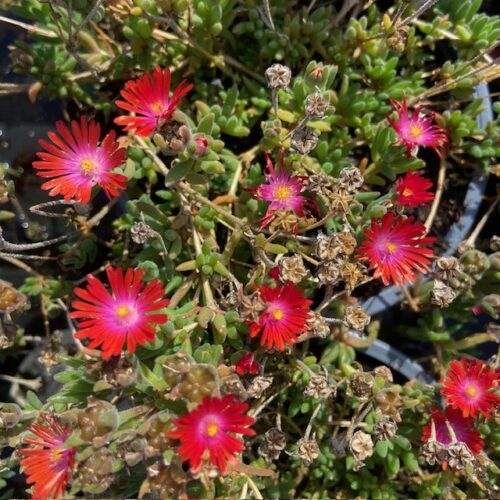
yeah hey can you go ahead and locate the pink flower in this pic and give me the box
[356,212,436,285]
[70,267,169,359]
[33,117,127,204]
[167,395,255,474]
[252,151,315,230]
[387,98,448,158]
[394,171,434,208]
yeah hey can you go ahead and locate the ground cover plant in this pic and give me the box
[0,0,499,498]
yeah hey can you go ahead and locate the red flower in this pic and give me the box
[235,353,260,376]
[387,98,448,158]
[441,358,499,419]
[394,171,434,208]
[70,267,169,360]
[115,66,193,137]
[167,395,255,474]
[19,414,76,499]
[248,282,312,351]
[421,407,484,469]
[356,212,436,285]
[33,117,127,204]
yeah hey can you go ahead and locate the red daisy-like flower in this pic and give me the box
[167,395,255,475]
[114,66,193,137]
[248,282,312,351]
[234,352,261,376]
[387,98,448,158]
[251,151,316,231]
[70,267,169,360]
[421,407,484,469]
[356,212,436,285]
[441,358,499,419]
[19,414,76,499]
[394,171,434,208]
[33,117,127,204]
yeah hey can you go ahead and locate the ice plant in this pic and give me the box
[167,395,255,474]
[70,267,169,359]
[33,117,127,204]
[247,282,312,351]
[394,171,434,208]
[19,414,76,499]
[441,358,499,419]
[115,66,193,137]
[356,212,436,285]
[421,407,484,469]
[235,352,260,376]
[252,151,314,230]
[387,98,448,158]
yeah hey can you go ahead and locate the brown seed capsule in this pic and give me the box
[130,220,155,245]
[337,166,364,193]
[258,427,286,463]
[304,173,333,195]
[265,63,292,89]
[373,365,393,384]
[153,120,191,154]
[345,305,371,331]
[341,262,366,291]
[291,127,319,155]
[447,442,474,470]
[489,235,500,252]
[350,371,374,398]
[220,373,249,402]
[239,291,266,323]
[295,437,320,465]
[421,439,447,466]
[304,375,333,399]
[247,376,273,399]
[0,281,27,314]
[305,92,330,118]
[434,256,461,283]
[326,190,353,215]
[375,389,402,423]
[102,355,138,387]
[373,416,398,441]
[280,254,309,283]
[431,280,456,308]
[349,430,374,462]
[386,26,409,53]
[316,260,341,284]
[306,312,331,339]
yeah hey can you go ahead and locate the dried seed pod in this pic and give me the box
[316,260,341,284]
[295,437,320,465]
[386,26,409,53]
[421,439,447,466]
[373,416,398,441]
[447,442,474,470]
[247,376,273,399]
[265,63,292,89]
[130,220,155,245]
[305,92,330,118]
[77,397,120,447]
[375,389,402,422]
[102,355,138,387]
[258,427,286,463]
[373,365,393,384]
[350,371,374,398]
[0,281,27,314]
[349,430,374,462]
[304,173,333,195]
[280,254,309,283]
[316,232,356,260]
[304,376,333,399]
[306,312,331,339]
[337,166,364,193]
[341,262,366,291]
[290,127,319,155]
[345,305,371,331]
[431,280,456,308]
[0,403,23,429]
[239,291,266,323]
[489,235,500,252]
[220,373,249,402]
[434,256,461,283]
[326,191,353,215]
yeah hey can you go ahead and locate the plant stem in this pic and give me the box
[424,158,446,234]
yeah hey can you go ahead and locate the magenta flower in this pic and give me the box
[387,98,448,158]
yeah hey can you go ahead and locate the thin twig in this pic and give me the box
[424,158,446,234]
[466,195,500,247]
[0,15,57,37]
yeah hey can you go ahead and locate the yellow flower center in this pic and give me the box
[272,309,284,320]
[274,186,292,201]
[402,188,413,197]
[385,242,397,254]
[465,385,477,397]
[409,124,423,138]
[151,101,163,114]
[206,422,219,437]
[116,305,130,318]
[51,449,62,462]
[80,158,96,174]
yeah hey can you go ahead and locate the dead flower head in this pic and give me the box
[345,305,371,331]
[295,437,320,465]
[304,375,333,399]
[265,63,292,89]
[280,254,309,283]
[349,430,374,462]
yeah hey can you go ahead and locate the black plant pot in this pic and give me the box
[362,83,492,316]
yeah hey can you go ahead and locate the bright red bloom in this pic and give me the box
[115,66,193,137]
[33,117,127,204]
[19,414,76,499]
[235,353,260,376]
[441,358,499,419]
[394,171,434,208]
[252,151,315,230]
[356,212,436,285]
[387,98,448,158]
[421,407,483,469]
[248,282,312,351]
[70,267,169,360]
[167,395,255,475]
